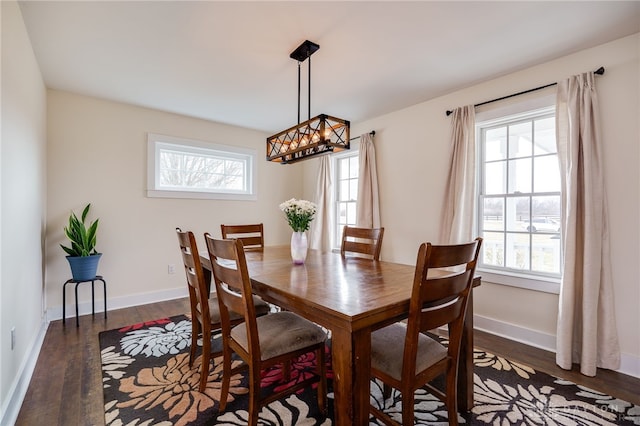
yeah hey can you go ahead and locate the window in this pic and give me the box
[477,106,561,292]
[147,133,256,200]
[334,152,359,246]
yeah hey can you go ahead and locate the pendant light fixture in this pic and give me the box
[266,40,350,164]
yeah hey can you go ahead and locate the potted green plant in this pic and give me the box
[61,203,101,281]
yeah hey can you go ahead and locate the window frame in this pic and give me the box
[333,149,360,250]
[146,133,257,201]
[475,105,562,294]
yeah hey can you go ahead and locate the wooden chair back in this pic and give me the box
[204,234,261,354]
[177,227,223,392]
[175,228,210,333]
[403,238,482,387]
[340,225,385,260]
[220,223,264,249]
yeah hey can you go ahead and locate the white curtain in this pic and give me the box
[555,72,620,376]
[310,155,333,252]
[356,133,381,228]
[440,105,476,244]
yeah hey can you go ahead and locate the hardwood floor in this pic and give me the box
[15,298,640,425]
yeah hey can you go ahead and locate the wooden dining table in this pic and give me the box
[200,246,480,426]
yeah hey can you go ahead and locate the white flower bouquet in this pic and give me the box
[279,198,317,232]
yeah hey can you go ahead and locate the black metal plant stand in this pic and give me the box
[62,275,107,327]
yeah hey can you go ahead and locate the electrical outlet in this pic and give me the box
[168,264,176,274]
[11,327,15,350]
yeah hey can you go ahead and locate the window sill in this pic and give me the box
[476,267,560,294]
[146,189,257,201]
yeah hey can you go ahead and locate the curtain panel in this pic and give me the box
[310,155,333,252]
[356,133,381,228]
[555,72,620,376]
[440,105,476,244]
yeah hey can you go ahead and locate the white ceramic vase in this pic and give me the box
[290,231,308,264]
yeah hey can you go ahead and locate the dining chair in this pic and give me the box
[340,225,385,260]
[175,228,269,392]
[204,233,327,425]
[220,223,264,249]
[369,238,482,426]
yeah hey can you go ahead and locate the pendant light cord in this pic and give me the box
[308,55,311,121]
[297,61,301,124]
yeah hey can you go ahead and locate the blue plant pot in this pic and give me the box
[66,253,102,281]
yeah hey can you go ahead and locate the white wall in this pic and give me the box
[304,34,640,376]
[45,91,303,318]
[1,1,48,423]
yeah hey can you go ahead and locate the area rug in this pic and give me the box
[100,315,640,425]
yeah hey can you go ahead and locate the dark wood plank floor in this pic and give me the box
[15,298,640,425]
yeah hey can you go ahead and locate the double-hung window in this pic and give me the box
[477,105,562,293]
[147,133,256,200]
[334,152,359,247]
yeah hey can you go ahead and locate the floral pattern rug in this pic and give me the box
[100,315,640,425]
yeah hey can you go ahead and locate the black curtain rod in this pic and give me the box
[445,66,605,116]
[349,130,376,141]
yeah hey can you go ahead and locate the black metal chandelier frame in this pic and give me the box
[266,40,350,164]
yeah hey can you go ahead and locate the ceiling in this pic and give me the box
[18,1,640,134]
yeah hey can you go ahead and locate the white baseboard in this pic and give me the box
[474,314,557,352]
[474,314,640,379]
[0,319,48,426]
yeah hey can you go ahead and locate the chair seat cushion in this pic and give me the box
[231,311,326,361]
[371,323,447,381]
[208,296,270,324]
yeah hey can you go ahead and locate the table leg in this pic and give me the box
[352,328,372,425]
[331,328,354,426]
[458,287,475,412]
[331,327,371,426]
[202,267,212,296]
